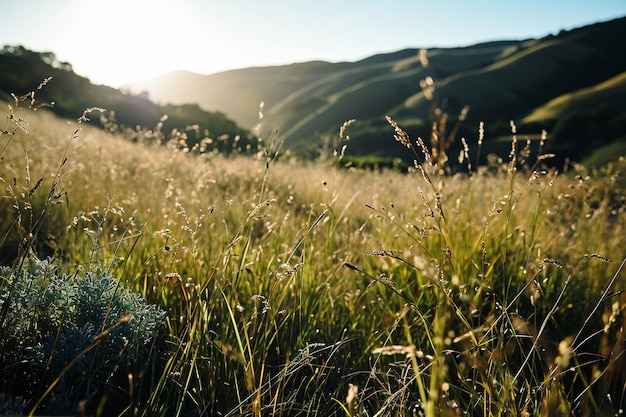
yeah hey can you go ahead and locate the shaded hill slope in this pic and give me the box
[523,71,626,125]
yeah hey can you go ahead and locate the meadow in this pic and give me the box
[0,90,625,416]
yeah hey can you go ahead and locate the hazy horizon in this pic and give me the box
[2,0,625,87]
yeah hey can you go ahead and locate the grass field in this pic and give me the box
[0,93,625,416]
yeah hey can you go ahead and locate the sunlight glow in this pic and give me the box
[61,0,203,86]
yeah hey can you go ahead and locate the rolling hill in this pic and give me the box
[128,16,626,165]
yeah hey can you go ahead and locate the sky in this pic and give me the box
[2,0,625,88]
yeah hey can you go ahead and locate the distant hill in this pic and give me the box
[128,17,626,166]
[126,61,354,130]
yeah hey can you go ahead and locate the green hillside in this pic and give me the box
[128,17,626,166]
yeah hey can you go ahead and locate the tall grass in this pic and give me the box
[346,118,625,416]
[0,87,624,416]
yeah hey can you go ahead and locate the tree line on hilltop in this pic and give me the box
[0,45,257,154]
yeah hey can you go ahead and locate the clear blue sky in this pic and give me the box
[2,0,625,87]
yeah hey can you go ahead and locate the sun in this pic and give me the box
[61,0,202,86]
